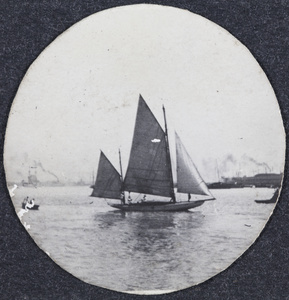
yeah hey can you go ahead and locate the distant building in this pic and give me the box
[223,173,282,188]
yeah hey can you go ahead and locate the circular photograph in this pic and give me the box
[4,4,285,295]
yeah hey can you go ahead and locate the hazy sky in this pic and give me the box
[4,4,285,184]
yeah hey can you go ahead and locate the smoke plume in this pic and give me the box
[241,154,271,172]
[33,161,60,182]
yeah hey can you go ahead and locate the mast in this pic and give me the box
[118,149,124,181]
[162,105,176,202]
[92,171,95,185]
[216,159,220,182]
[119,149,125,203]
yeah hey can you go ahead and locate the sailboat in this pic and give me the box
[91,95,215,211]
[22,166,39,187]
[255,188,279,204]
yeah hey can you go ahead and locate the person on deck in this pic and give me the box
[120,192,125,205]
[128,192,132,204]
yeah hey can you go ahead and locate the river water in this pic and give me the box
[12,186,276,294]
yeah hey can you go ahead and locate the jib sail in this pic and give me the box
[175,132,211,196]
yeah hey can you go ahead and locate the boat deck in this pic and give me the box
[109,200,213,212]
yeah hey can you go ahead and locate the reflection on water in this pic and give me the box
[13,186,275,293]
[96,211,204,261]
[97,210,203,230]
[93,210,207,291]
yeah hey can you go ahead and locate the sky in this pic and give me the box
[4,4,285,184]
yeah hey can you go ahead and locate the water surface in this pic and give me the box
[13,186,275,293]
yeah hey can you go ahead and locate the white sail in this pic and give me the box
[175,132,212,196]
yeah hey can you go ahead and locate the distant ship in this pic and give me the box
[90,171,95,189]
[208,182,244,189]
[91,95,215,211]
[22,167,39,187]
[208,173,282,189]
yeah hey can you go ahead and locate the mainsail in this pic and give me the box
[91,151,122,199]
[175,132,211,196]
[124,95,173,197]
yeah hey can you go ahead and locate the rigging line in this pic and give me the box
[126,167,169,172]
[124,179,171,184]
[163,104,176,202]
[135,194,142,201]
[189,180,207,188]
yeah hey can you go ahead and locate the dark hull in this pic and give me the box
[109,199,214,212]
[254,199,276,204]
[255,189,279,204]
[22,203,39,210]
